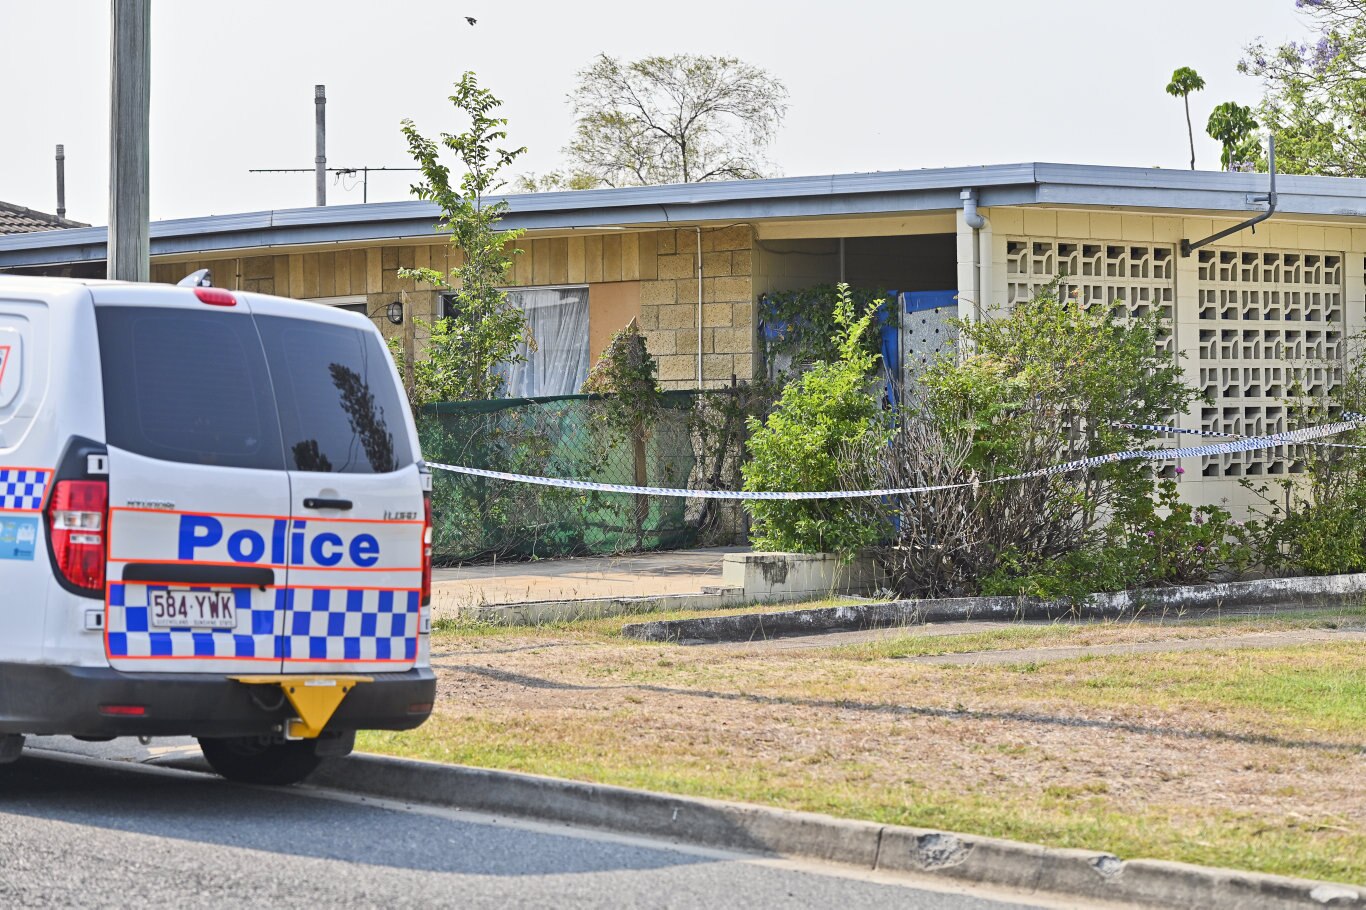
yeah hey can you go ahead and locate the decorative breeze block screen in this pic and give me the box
[1196,249,1344,477]
[1005,240,1176,355]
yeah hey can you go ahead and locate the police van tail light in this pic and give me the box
[421,491,433,607]
[48,480,108,592]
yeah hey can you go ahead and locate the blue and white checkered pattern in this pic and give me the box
[0,469,49,512]
[107,584,277,660]
[282,588,419,663]
[106,584,419,663]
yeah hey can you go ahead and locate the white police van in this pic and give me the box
[0,275,435,784]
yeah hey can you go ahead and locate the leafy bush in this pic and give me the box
[581,318,661,437]
[742,284,889,557]
[861,281,1203,598]
[980,476,1244,602]
[760,284,891,378]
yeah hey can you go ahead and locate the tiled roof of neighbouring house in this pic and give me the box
[0,201,87,234]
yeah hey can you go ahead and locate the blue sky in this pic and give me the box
[0,0,1307,223]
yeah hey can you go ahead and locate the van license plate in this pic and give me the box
[149,589,236,629]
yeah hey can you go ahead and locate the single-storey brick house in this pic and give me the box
[3,162,1365,510]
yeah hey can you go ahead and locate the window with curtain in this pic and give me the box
[447,287,590,398]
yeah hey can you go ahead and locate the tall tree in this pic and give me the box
[397,72,529,404]
[565,54,789,187]
[1166,67,1207,170]
[1242,0,1366,176]
[1206,101,1262,171]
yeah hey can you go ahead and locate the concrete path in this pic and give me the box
[431,547,743,610]
[717,619,1060,651]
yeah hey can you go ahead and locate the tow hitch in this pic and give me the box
[230,676,372,740]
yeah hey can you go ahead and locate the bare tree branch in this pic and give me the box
[564,54,788,187]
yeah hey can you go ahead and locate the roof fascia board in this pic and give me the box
[1036,183,1366,218]
[0,187,1041,267]
[1035,163,1366,217]
[8,161,1366,268]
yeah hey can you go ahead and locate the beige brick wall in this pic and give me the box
[150,224,757,390]
[151,245,452,345]
[638,225,755,389]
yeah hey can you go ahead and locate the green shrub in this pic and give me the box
[980,476,1244,602]
[874,281,1205,598]
[1236,333,1366,576]
[742,284,890,557]
[760,284,890,377]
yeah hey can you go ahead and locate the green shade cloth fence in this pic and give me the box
[420,391,745,563]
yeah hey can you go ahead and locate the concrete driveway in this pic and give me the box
[430,547,744,612]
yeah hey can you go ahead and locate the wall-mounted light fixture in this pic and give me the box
[386,301,404,325]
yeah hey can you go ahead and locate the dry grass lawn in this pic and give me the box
[361,605,1366,885]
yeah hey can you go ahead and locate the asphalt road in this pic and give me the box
[0,741,1064,910]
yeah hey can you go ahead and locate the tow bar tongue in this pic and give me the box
[230,676,372,740]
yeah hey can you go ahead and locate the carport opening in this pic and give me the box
[840,234,956,291]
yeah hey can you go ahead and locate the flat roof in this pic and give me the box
[2,162,1364,268]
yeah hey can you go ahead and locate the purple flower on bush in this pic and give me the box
[1174,466,1185,476]
[1194,513,1205,526]
[1195,545,1206,553]
[1146,530,1156,538]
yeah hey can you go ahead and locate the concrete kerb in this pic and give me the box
[620,572,1366,642]
[306,753,1364,909]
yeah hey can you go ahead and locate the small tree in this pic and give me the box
[742,285,889,557]
[1166,67,1206,170]
[1206,101,1262,171]
[581,320,662,547]
[398,72,529,405]
[1241,0,1366,176]
[565,54,789,187]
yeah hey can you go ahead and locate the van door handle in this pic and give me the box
[123,564,275,590]
[303,498,353,511]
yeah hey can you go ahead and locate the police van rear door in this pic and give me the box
[95,286,293,674]
[249,296,425,674]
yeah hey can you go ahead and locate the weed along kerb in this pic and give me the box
[0,275,436,785]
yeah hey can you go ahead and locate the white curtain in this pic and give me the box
[500,287,590,398]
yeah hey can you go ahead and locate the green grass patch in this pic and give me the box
[394,610,1366,885]
[828,604,1366,661]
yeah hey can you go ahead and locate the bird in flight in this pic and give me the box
[465,16,477,25]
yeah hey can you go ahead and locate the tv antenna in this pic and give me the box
[248,165,421,204]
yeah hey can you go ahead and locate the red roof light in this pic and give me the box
[194,287,237,307]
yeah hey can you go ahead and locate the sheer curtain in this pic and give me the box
[499,287,590,398]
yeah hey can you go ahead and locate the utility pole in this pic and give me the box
[314,85,327,206]
[55,145,67,220]
[108,0,151,281]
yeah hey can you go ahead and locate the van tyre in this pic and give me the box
[197,736,324,786]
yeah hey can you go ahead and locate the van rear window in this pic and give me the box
[96,308,286,470]
[256,315,412,474]
[95,307,412,475]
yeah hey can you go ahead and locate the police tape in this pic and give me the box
[1110,421,1366,451]
[427,419,1361,502]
